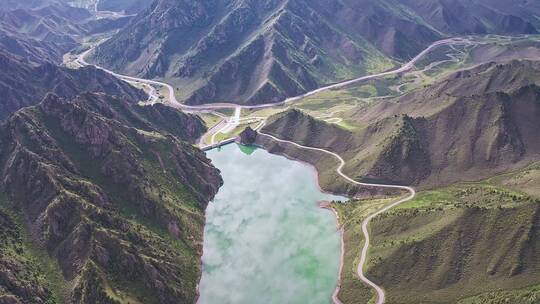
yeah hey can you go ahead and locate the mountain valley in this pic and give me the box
[1,1,540,304]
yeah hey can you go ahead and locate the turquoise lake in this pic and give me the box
[198,144,344,304]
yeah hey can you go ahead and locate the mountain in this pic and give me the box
[476,0,540,29]
[0,28,72,64]
[0,92,222,303]
[0,5,223,301]
[91,0,539,106]
[334,180,540,304]
[398,0,538,35]
[0,3,133,64]
[0,50,147,120]
[0,4,91,61]
[0,0,152,14]
[260,59,540,188]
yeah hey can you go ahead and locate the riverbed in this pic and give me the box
[198,144,344,304]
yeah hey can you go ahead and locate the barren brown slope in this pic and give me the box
[262,60,540,188]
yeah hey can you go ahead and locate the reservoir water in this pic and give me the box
[198,144,344,304]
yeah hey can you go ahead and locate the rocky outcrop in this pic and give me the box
[239,126,258,145]
[368,115,431,184]
[63,92,207,143]
[0,93,223,303]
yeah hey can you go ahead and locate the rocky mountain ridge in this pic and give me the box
[0,92,222,303]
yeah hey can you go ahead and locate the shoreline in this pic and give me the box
[201,140,376,304]
[253,132,416,304]
[320,201,346,304]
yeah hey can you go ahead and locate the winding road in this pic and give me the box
[257,129,416,304]
[75,37,470,113]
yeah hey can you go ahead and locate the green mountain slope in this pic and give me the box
[333,178,540,304]
[0,93,222,303]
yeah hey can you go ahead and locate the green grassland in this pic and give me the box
[198,112,223,130]
[213,120,261,143]
[458,284,540,304]
[244,106,289,119]
[214,108,234,117]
